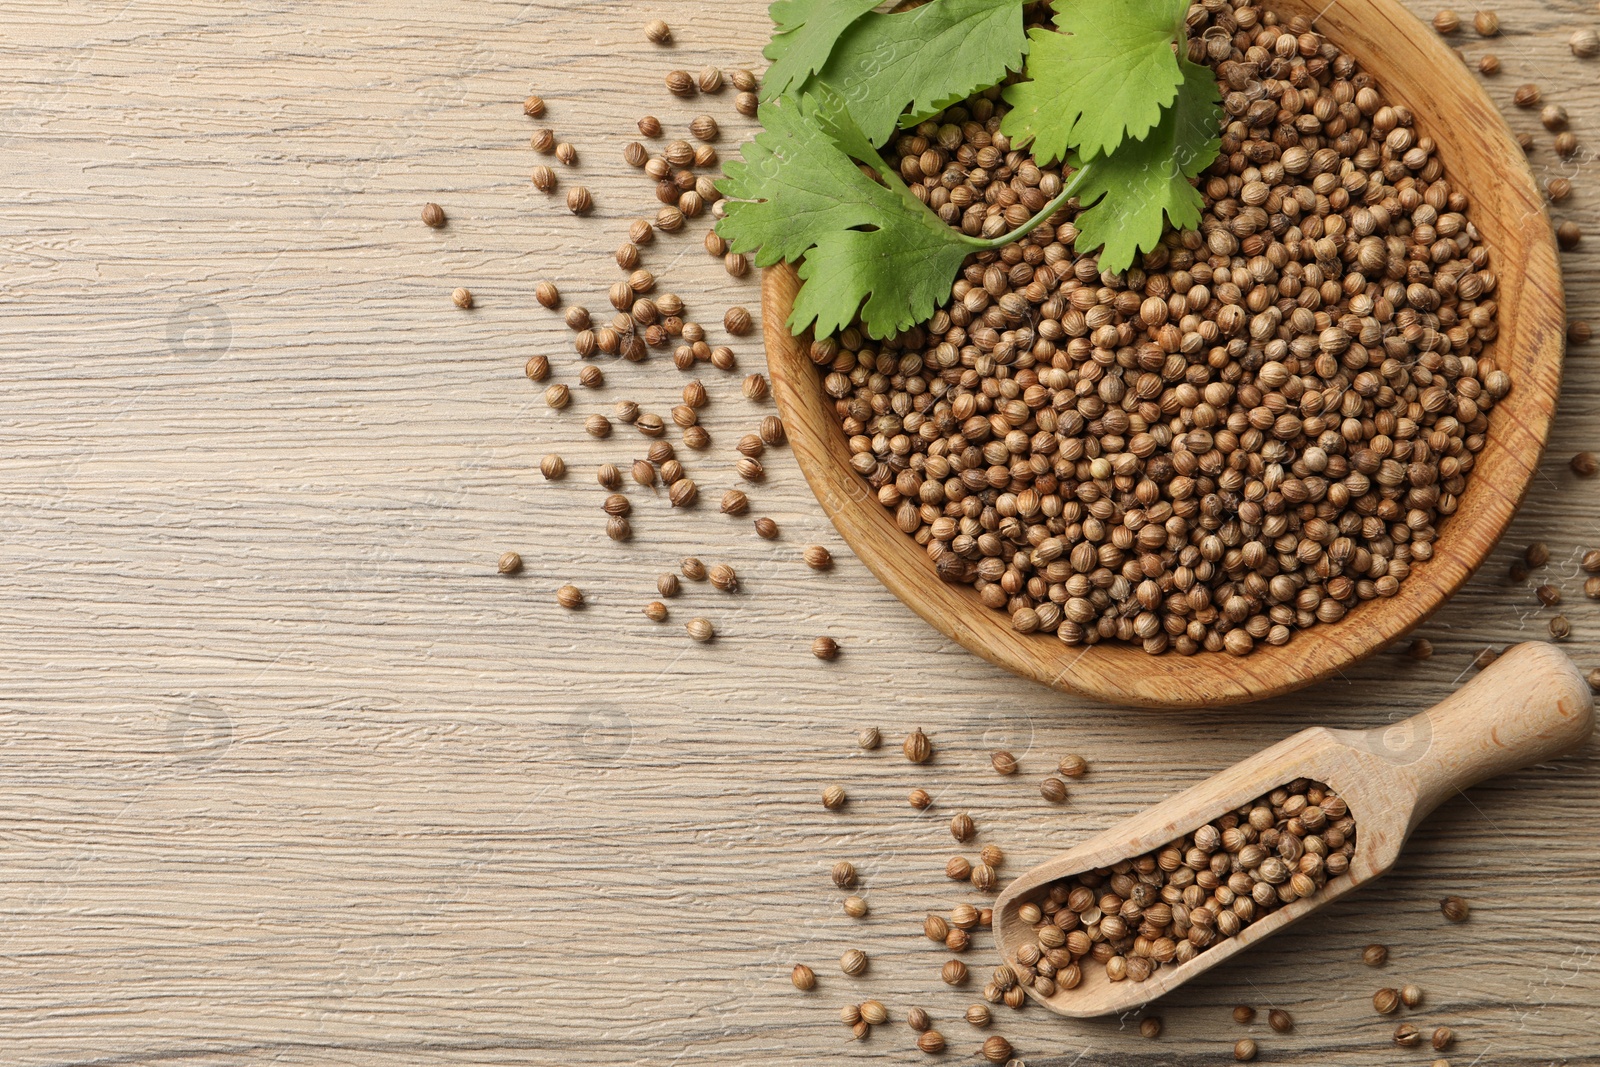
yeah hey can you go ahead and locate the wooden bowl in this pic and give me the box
[761,0,1565,709]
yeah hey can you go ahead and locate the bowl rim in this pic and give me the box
[760,0,1565,709]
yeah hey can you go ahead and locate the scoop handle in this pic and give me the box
[1368,642,1594,822]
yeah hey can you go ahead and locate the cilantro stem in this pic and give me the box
[961,163,1093,251]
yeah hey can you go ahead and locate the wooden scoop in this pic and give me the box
[993,642,1595,1017]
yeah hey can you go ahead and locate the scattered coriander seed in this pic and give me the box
[754,516,779,539]
[790,963,815,991]
[1234,1038,1258,1062]
[710,346,736,371]
[622,141,649,168]
[860,1000,888,1025]
[1233,1006,1256,1025]
[643,18,671,43]
[941,960,968,986]
[831,860,857,889]
[681,380,708,408]
[628,268,655,294]
[578,365,604,389]
[656,574,681,600]
[1550,615,1571,640]
[1537,584,1562,607]
[909,788,932,809]
[534,281,560,309]
[1542,103,1569,131]
[637,115,662,138]
[841,1003,861,1026]
[1510,560,1530,582]
[978,845,1003,868]
[720,489,749,516]
[990,751,1018,776]
[760,415,786,445]
[704,230,728,258]
[843,895,868,918]
[682,557,707,581]
[1395,1023,1423,1047]
[522,94,545,118]
[857,726,881,750]
[925,914,950,942]
[1474,647,1501,670]
[554,142,577,166]
[822,785,847,811]
[1432,1027,1455,1051]
[724,306,753,335]
[1573,452,1598,477]
[725,252,750,277]
[556,584,583,609]
[1517,131,1534,152]
[584,414,611,439]
[964,1004,989,1028]
[665,70,694,95]
[945,928,970,951]
[573,330,596,357]
[1558,221,1583,250]
[742,373,769,401]
[802,544,832,570]
[1571,321,1593,344]
[840,949,867,976]
[980,1035,1011,1063]
[656,206,684,232]
[1057,754,1088,778]
[736,457,764,481]
[1040,777,1068,803]
[1407,637,1434,660]
[812,636,840,660]
[524,355,550,382]
[735,90,759,118]
[950,813,976,842]
[917,1031,944,1054]
[686,617,714,642]
[451,287,474,309]
[539,454,565,480]
[532,168,554,194]
[709,563,738,592]
[945,856,971,880]
[1364,944,1389,967]
[1268,1009,1293,1033]
[566,186,593,215]
[1526,542,1550,567]
[421,202,446,227]
[904,728,932,764]
[1477,53,1500,75]
[668,478,698,507]
[1472,10,1497,35]
[1431,9,1459,33]
[629,460,654,488]
[1139,1017,1162,1039]
[1555,131,1579,158]
[1513,82,1541,107]
[1572,28,1600,57]
[596,464,622,490]
[498,551,523,575]
[606,515,631,541]
[644,601,668,622]
[970,863,996,891]
[697,65,723,93]
[1375,987,1402,1015]
[544,383,571,410]
[690,115,719,141]
[616,244,639,271]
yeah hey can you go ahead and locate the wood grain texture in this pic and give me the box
[0,1,1596,1064]
[765,0,1567,708]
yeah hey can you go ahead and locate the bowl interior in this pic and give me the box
[761,0,1565,708]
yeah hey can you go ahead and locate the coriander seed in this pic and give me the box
[665,70,694,96]
[1268,1009,1293,1033]
[735,91,758,117]
[709,563,738,592]
[742,373,768,401]
[1478,53,1500,74]
[1395,1023,1423,1047]
[644,601,668,622]
[596,464,621,490]
[556,584,583,609]
[950,813,975,842]
[724,306,753,335]
[990,751,1018,776]
[831,860,857,889]
[535,281,560,309]
[860,999,887,1025]
[643,18,670,43]
[668,478,698,507]
[945,856,971,880]
[685,617,714,642]
[965,1004,989,1027]
[1526,542,1551,567]
[1058,754,1088,778]
[760,415,786,446]
[689,115,719,141]
[1374,988,1401,1014]
[736,457,763,481]
[1542,103,1569,130]
[566,186,593,215]
[1431,9,1459,33]
[554,142,576,165]
[851,1020,868,1041]
[1234,1038,1257,1062]
[970,863,996,891]
[839,949,867,976]
[857,726,880,750]
[981,1036,1011,1063]
[1514,82,1541,107]
[1572,452,1598,478]
[544,384,570,410]
[1432,1026,1455,1051]
[421,202,446,228]
[843,895,868,918]
[697,66,722,93]
[497,551,523,576]
[524,355,550,381]
[522,94,545,118]
[790,963,815,991]
[1139,1017,1162,1039]
[1558,221,1583,250]
[682,557,707,581]
[925,914,949,942]
[539,454,565,480]
[1364,944,1389,967]
[1571,321,1592,344]
[979,844,1003,867]
[754,517,779,539]
[1537,584,1562,607]
[909,788,932,810]
[917,1031,944,1054]
[578,364,604,388]
[631,460,655,488]
[584,414,611,438]
[1572,28,1600,57]
[616,244,639,270]
[904,728,932,763]
[451,287,473,309]
[1555,132,1578,158]
[637,115,662,137]
[605,516,630,541]
[803,544,832,570]
[941,960,968,985]
[812,636,839,660]
[1233,1006,1256,1025]
[531,165,556,192]
[1040,777,1067,803]
[821,785,846,810]
[1472,10,1497,35]
[720,489,748,516]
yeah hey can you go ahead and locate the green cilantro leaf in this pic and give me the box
[805,0,1029,146]
[717,92,974,338]
[1000,0,1186,163]
[763,0,884,99]
[1069,56,1222,274]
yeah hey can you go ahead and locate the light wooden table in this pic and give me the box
[2,1,1596,1064]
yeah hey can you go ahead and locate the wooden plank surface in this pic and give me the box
[0,1,1596,1063]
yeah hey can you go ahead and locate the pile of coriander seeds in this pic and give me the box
[818,0,1510,657]
[1011,778,1357,992]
